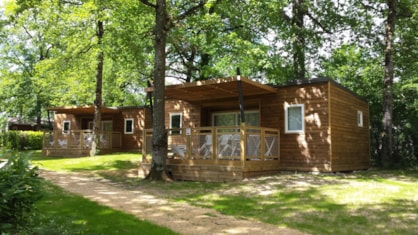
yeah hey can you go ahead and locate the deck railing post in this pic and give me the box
[260,129,266,161]
[240,123,246,167]
[80,132,84,149]
[212,126,217,161]
[186,128,192,159]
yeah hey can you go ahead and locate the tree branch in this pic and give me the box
[175,1,207,22]
[139,0,157,8]
[60,0,83,6]
[306,11,332,34]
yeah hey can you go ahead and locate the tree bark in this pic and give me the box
[91,20,104,157]
[292,0,306,80]
[381,0,396,167]
[141,0,207,180]
[145,0,170,181]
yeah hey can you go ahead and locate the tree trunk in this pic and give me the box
[145,0,170,181]
[381,0,396,167]
[292,0,306,80]
[91,20,104,157]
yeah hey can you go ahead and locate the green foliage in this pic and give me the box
[0,131,43,150]
[0,151,43,233]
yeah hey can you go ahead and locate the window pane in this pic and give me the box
[125,119,133,133]
[102,122,113,131]
[171,115,181,128]
[63,121,70,134]
[243,112,259,126]
[214,113,236,126]
[170,114,181,134]
[288,106,302,131]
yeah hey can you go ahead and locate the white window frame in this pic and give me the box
[124,118,134,134]
[62,120,71,134]
[169,113,182,134]
[357,111,363,127]
[285,104,305,133]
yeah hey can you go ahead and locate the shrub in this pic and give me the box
[0,131,43,150]
[0,151,43,233]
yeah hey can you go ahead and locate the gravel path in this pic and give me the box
[40,170,306,235]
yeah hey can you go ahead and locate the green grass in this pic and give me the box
[31,181,178,235]
[30,151,141,172]
[28,151,418,235]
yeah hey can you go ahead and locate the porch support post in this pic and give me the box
[147,80,154,118]
[236,68,245,123]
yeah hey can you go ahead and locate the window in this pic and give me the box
[357,111,363,127]
[212,111,259,127]
[170,113,182,134]
[285,104,304,133]
[124,118,134,134]
[88,121,113,131]
[62,121,71,134]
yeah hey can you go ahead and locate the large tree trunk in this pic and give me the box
[292,0,306,80]
[145,0,170,181]
[381,0,396,167]
[91,20,104,157]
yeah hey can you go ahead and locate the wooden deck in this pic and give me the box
[141,125,280,181]
[42,130,122,156]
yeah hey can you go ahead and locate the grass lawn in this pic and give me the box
[29,151,418,235]
[32,181,178,235]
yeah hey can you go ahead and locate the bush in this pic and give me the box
[0,131,43,150]
[0,151,43,233]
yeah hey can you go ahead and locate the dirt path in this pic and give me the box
[40,170,306,235]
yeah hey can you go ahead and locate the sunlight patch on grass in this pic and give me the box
[30,152,141,172]
[25,152,418,235]
[34,181,178,235]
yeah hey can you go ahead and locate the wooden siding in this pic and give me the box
[118,108,152,151]
[329,83,370,171]
[165,99,201,128]
[141,159,281,182]
[47,107,151,155]
[260,82,332,172]
[54,113,78,130]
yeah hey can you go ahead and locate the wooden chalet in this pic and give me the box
[42,106,151,156]
[141,76,370,181]
[43,76,370,182]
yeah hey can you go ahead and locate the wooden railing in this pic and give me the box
[43,130,122,149]
[143,125,280,162]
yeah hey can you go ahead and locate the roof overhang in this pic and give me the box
[149,76,277,102]
[47,106,121,115]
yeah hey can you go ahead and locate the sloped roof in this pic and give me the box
[151,76,277,102]
[48,106,121,115]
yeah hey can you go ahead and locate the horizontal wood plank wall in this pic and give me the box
[141,160,244,182]
[261,82,332,172]
[54,114,77,130]
[165,99,201,128]
[329,83,370,171]
[242,160,281,178]
[141,159,281,182]
[119,108,151,152]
